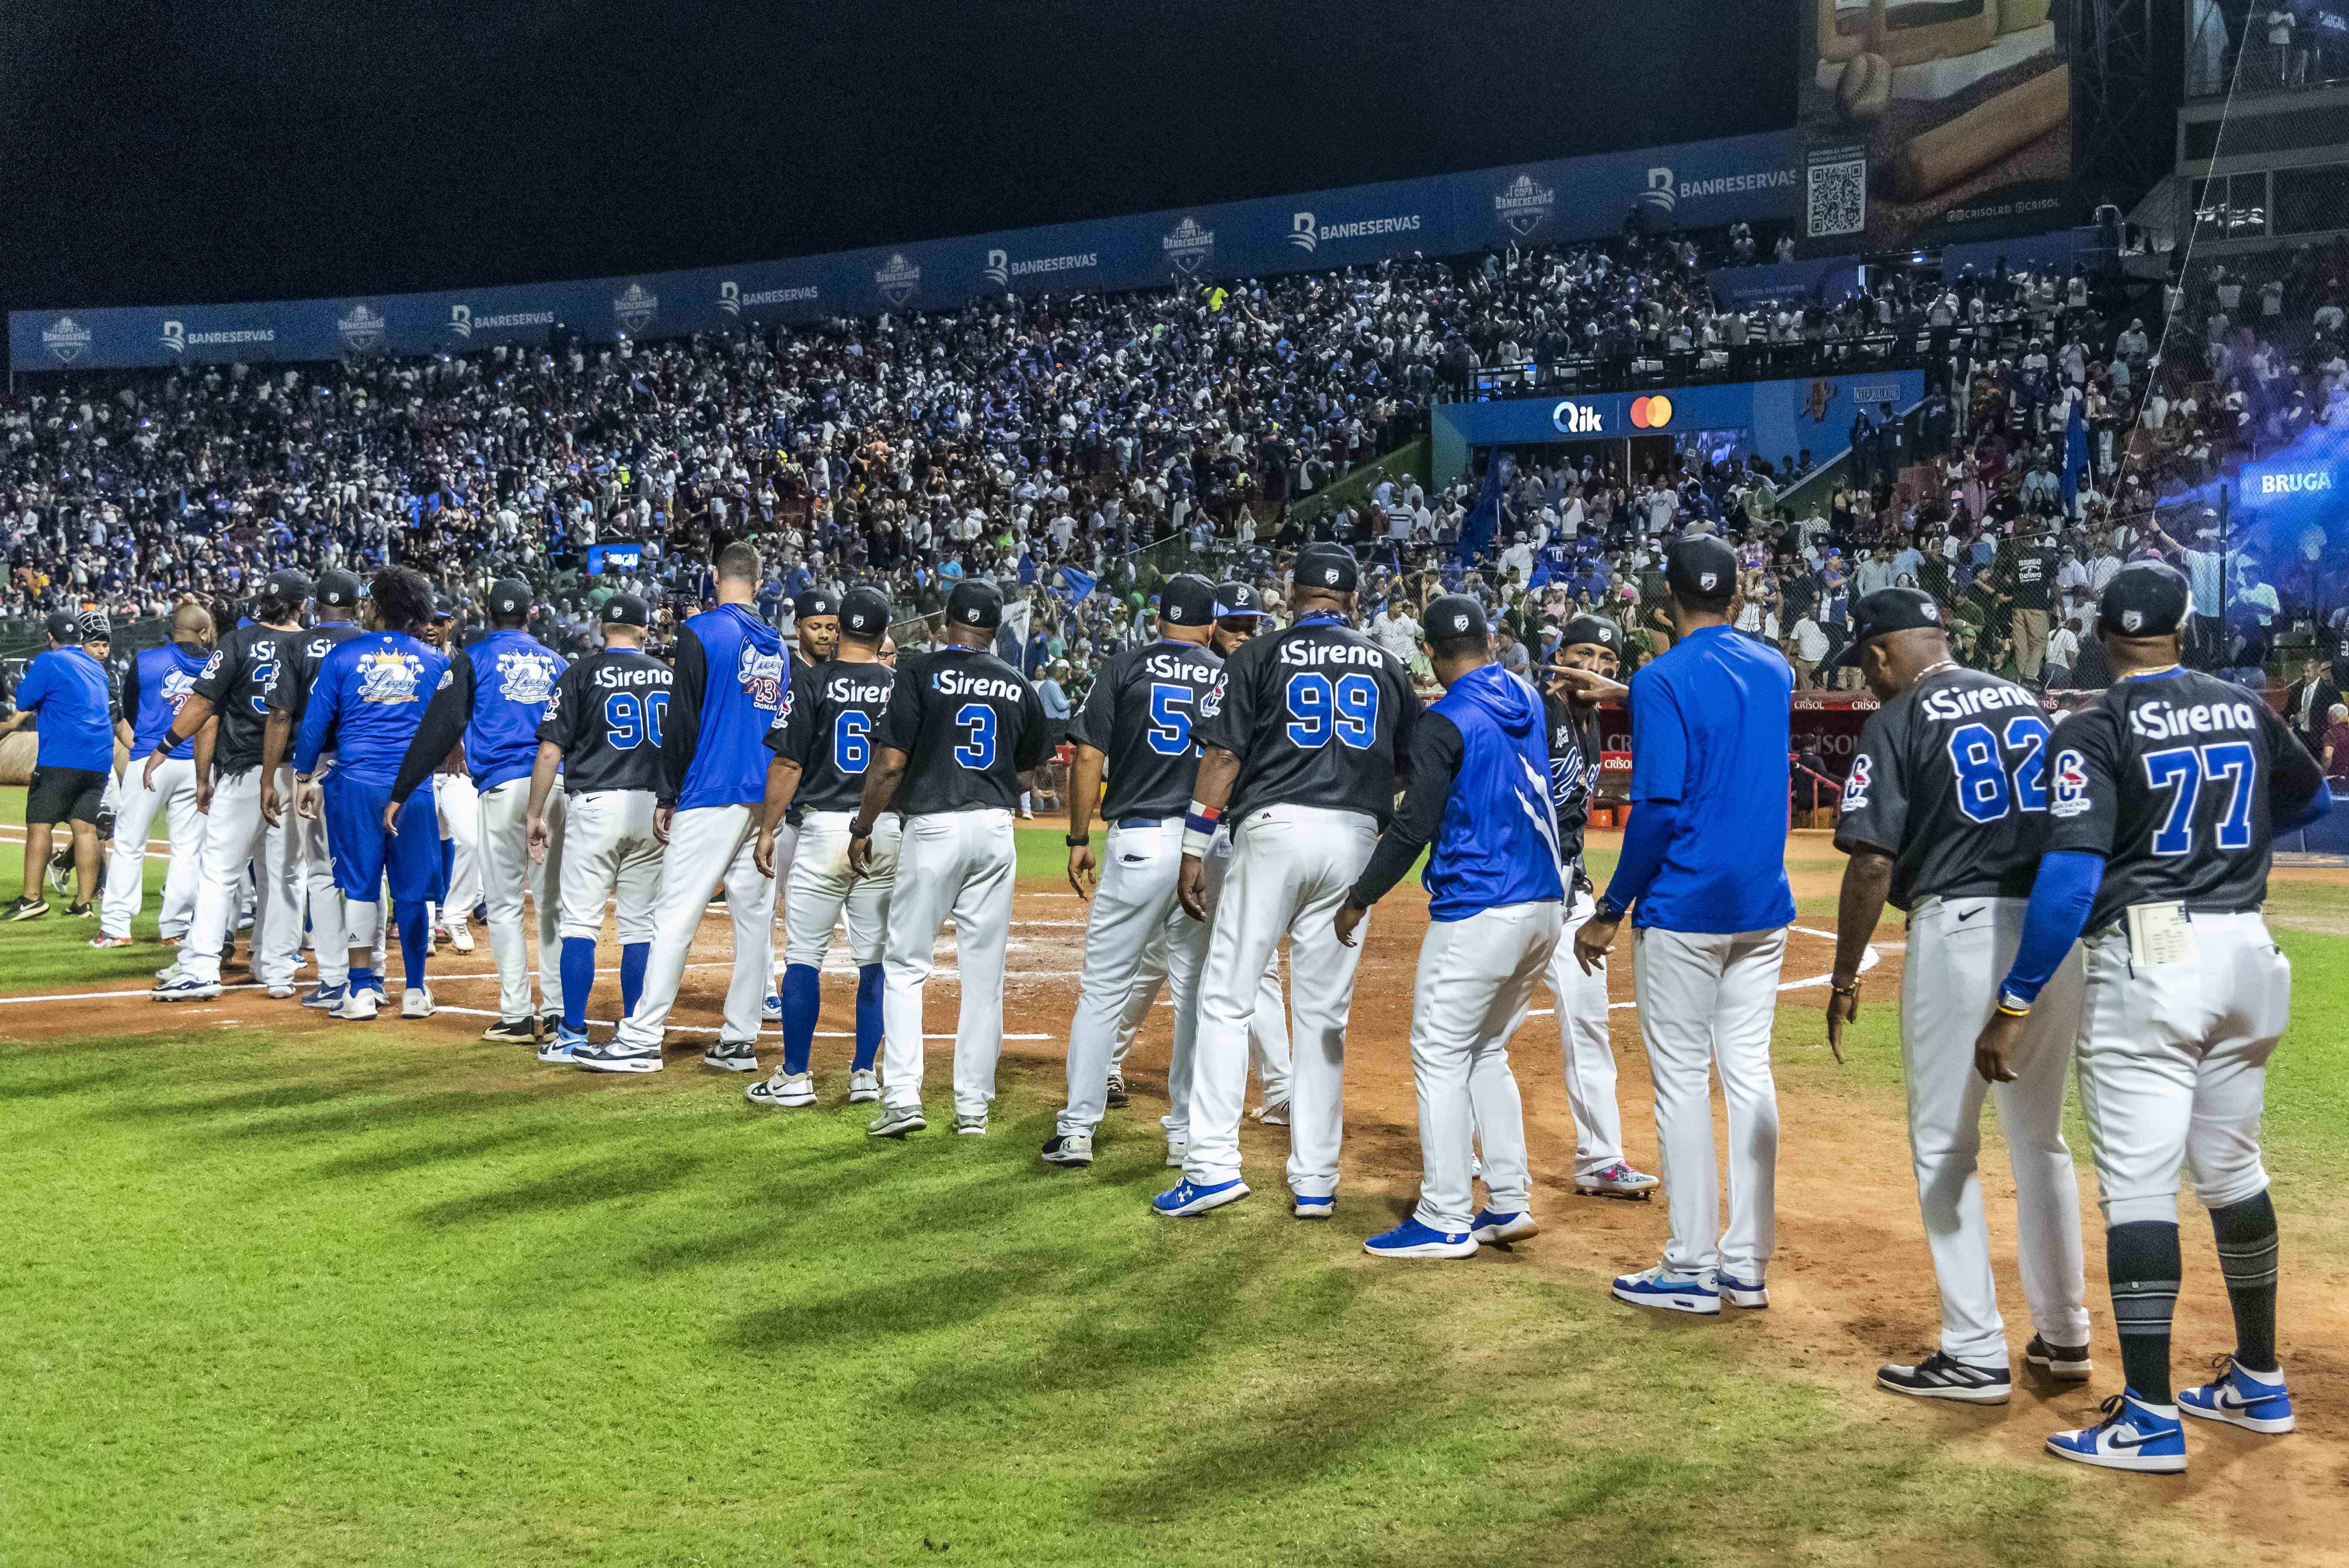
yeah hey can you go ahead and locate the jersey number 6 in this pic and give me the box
[1284,672,1378,750]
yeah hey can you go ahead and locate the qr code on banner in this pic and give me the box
[1807,154,1867,238]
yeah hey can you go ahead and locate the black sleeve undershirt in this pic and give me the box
[391,653,474,806]
[1348,710,1464,909]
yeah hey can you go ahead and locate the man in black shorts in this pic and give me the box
[2,611,117,919]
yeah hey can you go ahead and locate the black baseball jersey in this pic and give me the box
[1835,668,2054,910]
[537,648,676,794]
[1195,610,1421,828]
[2044,668,2325,931]
[267,619,367,725]
[1542,688,1604,878]
[877,644,1051,816]
[1071,638,1223,821]
[193,623,291,774]
[765,657,896,815]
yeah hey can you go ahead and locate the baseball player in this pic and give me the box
[1978,563,2328,1473]
[578,542,788,1074]
[422,599,483,954]
[746,586,895,1107]
[851,579,1050,1137]
[93,604,216,949]
[764,589,842,1022]
[1339,596,1564,1258]
[391,579,567,1043]
[1538,616,1660,1200]
[260,569,368,1009]
[150,572,310,1002]
[1042,574,1224,1167]
[1573,536,1794,1315]
[1826,587,2094,1403]
[290,567,452,1022]
[0,611,115,921]
[1156,543,1421,1217]
[524,594,671,1062]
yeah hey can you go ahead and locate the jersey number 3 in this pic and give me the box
[954,703,997,769]
[1284,673,1378,751]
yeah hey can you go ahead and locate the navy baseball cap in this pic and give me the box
[946,579,1004,631]
[317,569,361,608]
[1664,536,1739,602]
[489,578,533,617]
[1294,543,1359,593]
[601,593,650,627]
[430,595,458,620]
[1215,580,1271,621]
[2099,561,2191,638]
[793,590,839,620]
[45,610,83,644]
[1158,574,1218,627]
[1557,614,1620,653]
[265,568,314,602]
[1832,587,1945,668]
[839,587,892,637]
[1424,594,1488,641]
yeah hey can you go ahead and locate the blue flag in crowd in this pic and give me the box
[1058,565,1097,602]
[1457,452,1511,565]
[2061,395,2086,517]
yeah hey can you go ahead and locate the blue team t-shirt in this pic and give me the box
[16,646,116,772]
[1625,625,1798,934]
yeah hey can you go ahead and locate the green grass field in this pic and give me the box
[3,796,2343,1562]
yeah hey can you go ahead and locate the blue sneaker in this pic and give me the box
[1364,1219,1477,1259]
[762,992,784,1022]
[537,1028,587,1066]
[2177,1355,2294,1435]
[1716,1271,1769,1309]
[1611,1262,1720,1315]
[2046,1390,2187,1473]
[1292,1194,1333,1220]
[1470,1208,1539,1244]
[1152,1177,1249,1217]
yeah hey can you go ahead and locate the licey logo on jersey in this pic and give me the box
[198,649,226,682]
[2049,749,2091,819]
[736,644,786,711]
[1840,754,1873,811]
[494,651,558,707]
[357,651,426,705]
[1199,672,1227,721]
[161,668,198,711]
[767,685,795,731]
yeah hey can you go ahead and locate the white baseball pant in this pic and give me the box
[768,818,802,981]
[1546,888,1628,1177]
[176,768,301,989]
[783,811,895,968]
[879,808,1016,1116]
[1060,817,1207,1138]
[101,755,203,941]
[1111,934,1289,1116]
[1414,900,1563,1233]
[476,777,564,1020]
[1633,924,1786,1283]
[1903,896,2092,1366]
[1183,803,1378,1196]
[557,790,662,942]
[437,772,481,922]
[2075,912,2288,1228]
[614,804,775,1053]
[292,776,349,989]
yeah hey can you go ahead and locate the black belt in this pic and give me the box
[1117,816,1165,829]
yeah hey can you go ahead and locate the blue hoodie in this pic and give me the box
[1422,665,1566,921]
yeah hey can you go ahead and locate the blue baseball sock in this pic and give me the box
[439,838,456,889]
[394,900,430,989]
[348,964,377,995]
[781,964,821,1076]
[621,942,649,1018]
[854,963,884,1072]
[561,937,596,1033]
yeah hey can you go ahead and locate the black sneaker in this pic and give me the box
[480,1017,542,1045]
[4,897,50,922]
[538,1012,564,1042]
[1104,1072,1129,1109]
[2025,1334,2095,1381]
[65,901,94,918]
[1877,1350,2012,1404]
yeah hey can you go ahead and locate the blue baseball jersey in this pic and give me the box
[292,631,450,789]
[392,628,564,801]
[660,603,789,810]
[126,643,210,760]
[15,646,115,772]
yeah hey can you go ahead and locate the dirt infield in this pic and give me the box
[3,859,2344,1553]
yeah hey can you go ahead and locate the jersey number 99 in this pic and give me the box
[1947,715,2051,823]
[604,690,669,750]
[954,703,997,769]
[1284,673,1378,751]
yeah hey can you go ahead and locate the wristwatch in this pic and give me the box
[1066,833,1090,847]
[1593,893,1627,923]
[849,820,873,841]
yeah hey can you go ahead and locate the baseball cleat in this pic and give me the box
[150,970,223,1003]
[702,1040,759,1073]
[955,1111,989,1136]
[400,985,435,1019]
[1364,1219,1478,1259]
[2177,1355,2294,1434]
[1877,1350,2012,1403]
[265,982,299,1000]
[574,1040,664,1074]
[846,1068,881,1103]
[1255,1099,1289,1126]
[1040,1133,1095,1167]
[866,1105,927,1138]
[746,1070,817,1109]
[1716,1271,1769,1310]
[1164,1134,1190,1169]
[334,987,380,1022]
[1104,1072,1129,1109]
[301,984,347,1011]
[1152,1177,1249,1217]
[1470,1208,1539,1245]
[761,992,783,1022]
[89,934,134,949]
[1611,1263,1720,1315]
[1291,1194,1333,1219]
[2025,1335,2094,1381]
[537,1028,588,1066]
[446,923,474,954]
[2046,1391,2187,1473]
[5,897,50,921]
[1576,1161,1660,1199]
[481,1017,540,1045]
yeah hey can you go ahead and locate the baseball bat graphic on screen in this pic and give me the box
[1891,63,2069,201]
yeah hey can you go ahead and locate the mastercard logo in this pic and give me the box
[1629,395,1674,429]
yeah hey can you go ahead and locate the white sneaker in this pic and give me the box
[265,982,298,1000]
[335,987,380,1022]
[1255,1099,1289,1126]
[1165,1134,1190,1169]
[447,923,474,953]
[150,968,223,1003]
[955,1111,989,1136]
[847,1068,881,1103]
[401,985,435,1019]
[746,1070,817,1109]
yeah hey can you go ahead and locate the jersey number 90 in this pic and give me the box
[604,691,669,750]
[1284,673,1378,751]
